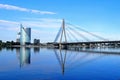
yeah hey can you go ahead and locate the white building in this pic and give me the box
[20,24,31,45]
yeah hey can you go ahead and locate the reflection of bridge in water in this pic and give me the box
[54,49,102,75]
[47,19,120,50]
[14,47,120,74]
[54,48,120,75]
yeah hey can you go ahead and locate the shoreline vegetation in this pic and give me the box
[0,40,20,47]
[0,40,46,48]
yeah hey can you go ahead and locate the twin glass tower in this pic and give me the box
[20,24,31,45]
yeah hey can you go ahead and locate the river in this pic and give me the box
[0,47,120,80]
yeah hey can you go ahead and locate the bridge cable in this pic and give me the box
[66,27,79,42]
[67,22,108,41]
[67,26,90,42]
[66,30,73,42]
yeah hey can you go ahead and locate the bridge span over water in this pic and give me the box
[47,19,120,49]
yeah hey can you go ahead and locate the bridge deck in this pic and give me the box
[51,40,120,45]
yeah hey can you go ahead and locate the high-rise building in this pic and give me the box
[34,39,40,45]
[20,24,31,45]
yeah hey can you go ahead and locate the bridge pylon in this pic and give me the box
[59,19,67,48]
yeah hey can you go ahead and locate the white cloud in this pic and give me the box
[0,18,62,29]
[0,4,28,11]
[21,18,62,28]
[0,20,19,30]
[0,4,56,15]
[0,20,18,24]
[31,10,56,15]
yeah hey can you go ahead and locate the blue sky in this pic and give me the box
[0,0,120,42]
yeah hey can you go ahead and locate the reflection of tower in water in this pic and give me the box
[16,47,31,67]
[20,47,31,67]
[54,49,67,75]
[54,49,104,75]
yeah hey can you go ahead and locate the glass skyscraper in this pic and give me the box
[20,24,31,45]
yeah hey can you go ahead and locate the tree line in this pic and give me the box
[0,40,20,47]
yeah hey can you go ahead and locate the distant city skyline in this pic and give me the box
[0,0,120,42]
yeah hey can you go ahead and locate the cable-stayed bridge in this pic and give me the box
[47,19,120,49]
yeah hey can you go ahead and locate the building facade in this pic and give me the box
[20,24,31,45]
[34,39,40,45]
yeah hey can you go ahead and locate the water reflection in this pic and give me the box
[2,47,119,73]
[6,47,14,51]
[0,47,120,80]
[34,47,40,53]
[16,47,31,67]
[54,49,67,75]
[54,49,105,75]
[14,47,114,74]
[0,47,2,52]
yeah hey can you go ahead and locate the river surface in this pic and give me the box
[0,47,120,80]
